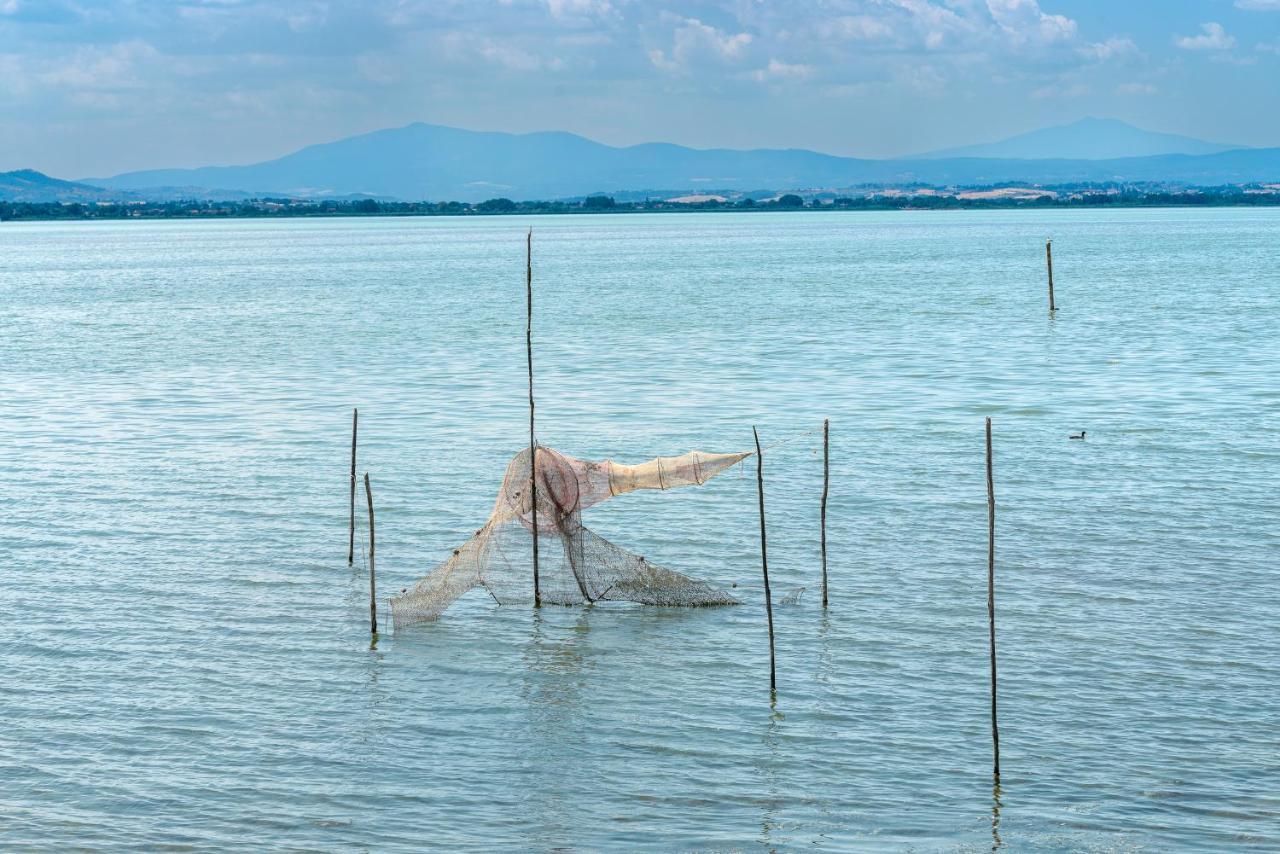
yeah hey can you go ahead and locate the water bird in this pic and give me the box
[1069,431,1086,440]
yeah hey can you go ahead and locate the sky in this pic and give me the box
[2,0,1280,179]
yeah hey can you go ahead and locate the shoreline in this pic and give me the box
[5,193,1280,223]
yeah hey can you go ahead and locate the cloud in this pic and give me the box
[1032,81,1089,99]
[986,0,1077,46]
[1080,37,1139,62]
[37,40,159,91]
[649,16,752,73]
[1235,0,1280,10]
[543,0,616,23]
[818,15,894,42]
[800,0,1092,60]
[440,32,567,73]
[882,0,976,50]
[893,62,948,95]
[1175,22,1236,51]
[1212,53,1259,66]
[1115,82,1158,96]
[748,58,813,83]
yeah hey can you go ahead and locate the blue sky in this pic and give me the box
[2,0,1279,178]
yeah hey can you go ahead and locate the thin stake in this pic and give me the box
[985,417,1000,782]
[363,473,376,635]
[1046,238,1056,312]
[753,426,777,698]
[364,472,377,635]
[527,228,541,607]
[349,408,357,565]
[820,418,829,609]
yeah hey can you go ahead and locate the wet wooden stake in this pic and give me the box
[753,427,777,698]
[527,228,541,607]
[364,472,377,635]
[821,418,830,609]
[348,408,358,565]
[363,473,376,635]
[986,417,1001,782]
[1046,238,1056,312]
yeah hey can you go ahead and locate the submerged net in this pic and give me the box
[390,446,750,625]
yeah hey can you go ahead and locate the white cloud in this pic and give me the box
[1175,22,1236,51]
[356,53,400,85]
[1032,82,1089,99]
[439,33,567,73]
[883,0,975,50]
[1080,37,1139,62]
[1212,53,1259,66]
[748,58,813,82]
[1115,82,1158,96]
[986,0,1077,46]
[38,41,159,90]
[0,53,29,101]
[894,62,947,94]
[1235,0,1280,10]
[649,16,752,73]
[543,0,615,22]
[819,15,894,42]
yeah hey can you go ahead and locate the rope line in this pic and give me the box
[760,423,825,452]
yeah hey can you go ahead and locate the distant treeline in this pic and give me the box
[4,188,1280,221]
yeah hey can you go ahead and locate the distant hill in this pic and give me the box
[898,147,1280,186]
[40,122,1280,202]
[99,184,259,202]
[0,169,124,203]
[89,124,875,202]
[912,117,1242,161]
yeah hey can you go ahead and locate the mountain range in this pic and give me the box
[909,117,1242,160]
[0,169,133,203]
[3,119,1277,204]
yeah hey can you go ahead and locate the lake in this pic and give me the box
[1,210,1277,850]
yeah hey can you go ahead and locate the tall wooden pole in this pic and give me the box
[364,472,377,635]
[820,418,829,609]
[1046,239,1056,312]
[753,427,776,698]
[527,229,541,607]
[348,408,357,565]
[985,417,1001,782]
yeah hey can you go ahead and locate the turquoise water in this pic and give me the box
[1,210,1277,851]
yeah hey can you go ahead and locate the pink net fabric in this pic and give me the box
[390,447,748,625]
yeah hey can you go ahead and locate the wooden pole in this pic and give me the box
[753,427,776,698]
[527,229,541,607]
[364,472,377,635]
[348,408,357,566]
[985,417,1000,782]
[820,418,829,609]
[1046,239,1056,312]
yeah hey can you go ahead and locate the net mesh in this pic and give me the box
[390,446,749,625]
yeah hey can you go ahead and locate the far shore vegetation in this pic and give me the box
[4,185,1279,221]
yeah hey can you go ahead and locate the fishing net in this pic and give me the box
[390,446,750,625]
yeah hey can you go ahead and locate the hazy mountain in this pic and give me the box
[879,148,1280,185]
[71,122,1280,201]
[102,185,260,202]
[912,117,1242,160]
[0,169,125,202]
[90,124,876,201]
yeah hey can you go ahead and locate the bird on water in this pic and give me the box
[1069,431,1086,440]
